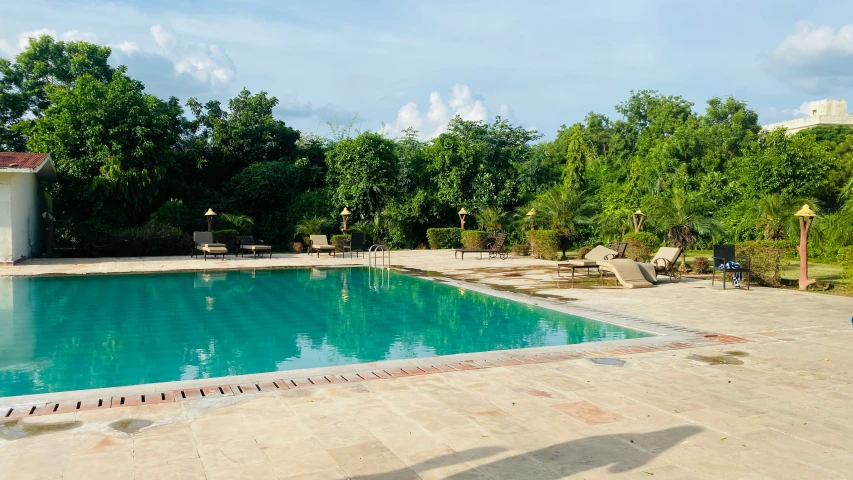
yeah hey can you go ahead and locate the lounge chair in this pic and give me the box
[308,235,336,257]
[454,233,508,260]
[712,244,750,290]
[637,246,683,283]
[557,245,618,281]
[192,231,228,261]
[598,259,655,288]
[343,232,365,258]
[236,236,272,259]
[609,241,628,259]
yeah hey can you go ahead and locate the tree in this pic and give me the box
[648,188,723,266]
[755,194,802,241]
[26,67,184,227]
[187,89,299,187]
[325,132,399,222]
[474,207,507,235]
[0,35,114,150]
[531,185,593,258]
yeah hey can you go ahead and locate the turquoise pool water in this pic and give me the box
[0,268,651,397]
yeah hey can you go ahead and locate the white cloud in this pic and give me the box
[381,84,497,139]
[768,21,853,92]
[15,28,99,51]
[110,41,140,55]
[150,24,176,49]
[145,25,236,87]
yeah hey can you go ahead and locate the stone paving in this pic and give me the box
[1,251,852,479]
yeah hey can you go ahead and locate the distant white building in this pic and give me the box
[0,153,56,264]
[763,99,853,134]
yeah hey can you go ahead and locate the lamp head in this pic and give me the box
[458,207,468,216]
[204,208,217,217]
[794,204,816,218]
[340,207,351,216]
[526,208,536,217]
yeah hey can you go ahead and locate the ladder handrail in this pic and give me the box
[367,243,390,270]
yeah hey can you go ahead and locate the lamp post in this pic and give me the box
[794,204,817,291]
[632,209,645,232]
[526,208,536,230]
[340,207,351,234]
[458,208,468,230]
[204,208,217,232]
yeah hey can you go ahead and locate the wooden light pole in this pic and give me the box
[205,208,217,232]
[632,209,645,232]
[458,208,468,230]
[526,208,536,230]
[794,204,816,291]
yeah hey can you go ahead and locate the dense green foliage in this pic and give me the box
[3,37,853,261]
[426,228,462,249]
[623,231,661,262]
[527,230,560,260]
[77,223,190,257]
[736,241,788,287]
[839,247,853,282]
[461,231,488,250]
[212,229,240,251]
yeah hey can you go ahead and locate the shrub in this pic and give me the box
[527,230,560,260]
[839,246,853,283]
[462,230,488,250]
[212,229,240,251]
[426,228,462,249]
[623,231,661,261]
[331,234,349,253]
[692,256,710,274]
[510,244,530,256]
[150,199,191,231]
[78,223,191,257]
[736,240,789,287]
[290,241,303,254]
[578,246,592,259]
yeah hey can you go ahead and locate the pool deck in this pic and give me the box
[2,251,853,479]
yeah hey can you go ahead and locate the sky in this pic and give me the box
[3,0,853,140]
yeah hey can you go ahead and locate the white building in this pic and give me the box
[762,99,853,134]
[0,153,57,264]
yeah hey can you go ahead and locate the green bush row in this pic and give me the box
[426,228,462,249]
[839,246,853,282]
[331,234,349,253]
[461,231,488,250]
[78,223,191,257]
[526,230,560,260]
[212,229,240,250]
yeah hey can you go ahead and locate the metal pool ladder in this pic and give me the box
[368,244,390,270]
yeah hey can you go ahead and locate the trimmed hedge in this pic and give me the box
[510,244,530,256]
[426,228,462,249]
[461,230,488,250]
[78,223,191,257]
[527,230,560,260]
[212,229,239,251]
[623,231,660,261]
[736,240,788,287]
[331,234,349,253]
[839,246,853,282]
[578,246,592,259]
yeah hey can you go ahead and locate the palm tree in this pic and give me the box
[219,213,255,234]
[531,185,593,258]
[295,217,327,243]
[648,188,723,267]
[754,194,800,241]
[473,207,506,236]
[593,206,633,243]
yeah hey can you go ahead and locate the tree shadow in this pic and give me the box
[353,425,702,479]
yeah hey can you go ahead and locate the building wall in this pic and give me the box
[0,174,12,263]
[0,172,41,263]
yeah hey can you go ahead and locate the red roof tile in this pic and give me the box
[0,152,50,169]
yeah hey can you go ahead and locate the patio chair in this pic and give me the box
[235,236,272,259]
[712,244,751,290]
[597,259,655,288]
[192,231,228,261]
[308,235,337,257]
[343,231,365,258]
[637,246,683,283]
[609,241,628,259]
[454,233,508,260]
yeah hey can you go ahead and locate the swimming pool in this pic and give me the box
[0,268,651,397]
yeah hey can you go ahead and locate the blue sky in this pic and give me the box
[3,0,853,139]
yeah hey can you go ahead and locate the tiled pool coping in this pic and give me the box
[0,271,747,415]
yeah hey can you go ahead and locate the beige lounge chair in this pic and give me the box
[192,231,228,261]
[598,259,655,288]
[308,235,336,257]
[236,235,272,259]
[638,246,683,283]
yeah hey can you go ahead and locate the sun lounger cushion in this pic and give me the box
[564,259,599,267]
[200,243,226,248]
[564,245,617,266]
[200,246,228,254]
[598,259,655,288]
[241,245,271,251]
